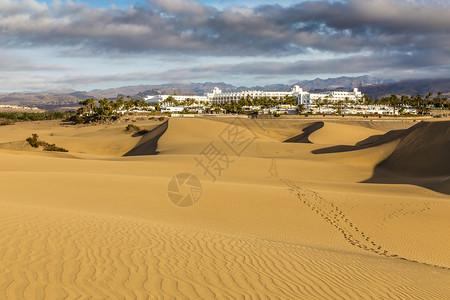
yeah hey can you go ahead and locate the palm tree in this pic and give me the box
[336,100,344,114]
[316,97,323,114]
[78,98,96,116]
[389,94,399,115]
[116,97,124,111]
[412,94,429,114]
[297,104,306,115]
[124,100,134,113]
[322,98,329,111]
[98,98,112,120]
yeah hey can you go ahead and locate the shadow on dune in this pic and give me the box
[362,121,450,195]
[311,128,411,154]
[310,120,450,195]
[284,121,324,143]
[123,121,168,156]
[364,169,450,195]
[131,131,148,138]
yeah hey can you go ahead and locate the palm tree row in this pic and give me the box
[73,91,448,122]
[73,97,155,123]
[376,92,449,114]
[313,92,449,115]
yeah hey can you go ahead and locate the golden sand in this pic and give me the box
[0,117,449,298]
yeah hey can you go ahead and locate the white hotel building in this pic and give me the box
[144,94,209,104]
[297,88,363,108]
[145,86,363,109]
[145,85,306,104]
[206,86,305,103]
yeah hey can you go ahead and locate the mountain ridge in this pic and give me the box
[1,76,449,110]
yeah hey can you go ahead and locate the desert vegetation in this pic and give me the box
[71,97,154,124]
[0,118,15,126]
[160,92,449,115]
[26,134,68,152]
[365,92,449,114]
[69,91,449,121]
[125,124,149,135]
[0,111,73,122]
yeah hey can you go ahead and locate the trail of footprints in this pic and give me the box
[383,202,431,223]
[280,178,388,255]
[279,178,449,270]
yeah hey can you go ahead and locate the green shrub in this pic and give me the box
[26,133,68,152]
[43,143,69,152]
[0,118,15,126]
[0,112,73,122]
[125,124,141,132]
[26,134,40,148]
[125,124,148,135]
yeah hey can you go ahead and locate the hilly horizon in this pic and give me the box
[1,76,449,110]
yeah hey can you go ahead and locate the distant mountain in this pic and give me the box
[296,75,390,91]
[360,78,450,99]
[132,76,387,97]
[0,92,86,110]
[67,91,95,100]
[132,82,239,99]
[1,76,448,109]
[89,85,155,99]
[92,82,240,99]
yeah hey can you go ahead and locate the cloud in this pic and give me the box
[1,0,450,92]
[0,50,73,72]
[1,50,449,92]
[169,52,450,79]
[0,0,449,56]
[39,53,450,85]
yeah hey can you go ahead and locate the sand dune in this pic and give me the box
[124,121,168,156]
[284,121,324,143]
[376,120,450,177]
[308,121,385,145]
[365,120,450,194]
[0,120,164,157]
[0,117,449,298]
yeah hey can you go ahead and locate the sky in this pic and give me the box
[1,0,450,92]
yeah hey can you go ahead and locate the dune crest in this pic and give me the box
[308,121,385,145]
[123,121,168,156]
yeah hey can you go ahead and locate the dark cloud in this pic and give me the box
[181,52,450,77]
[1,50,448,92]
[1,0,450,92]
[43,52,449,86]
[0,0,449,57]
[0,51,72,72]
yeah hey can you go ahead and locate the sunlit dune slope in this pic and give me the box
[0,120,164,157]
[308,121,385,145]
